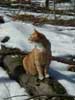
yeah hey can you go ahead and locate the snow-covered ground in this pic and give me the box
[52,3,73,10]
[0,4,75,20]
[20,11,74,20]
[0,67,29,100]
[0,21,74,56]
[0,9,75,99]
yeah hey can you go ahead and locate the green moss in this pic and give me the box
[11,55,22,65]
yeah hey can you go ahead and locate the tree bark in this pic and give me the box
[45,0,49,9]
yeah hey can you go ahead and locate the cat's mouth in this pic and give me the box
[28,37,32,42]
[28,37,34,43]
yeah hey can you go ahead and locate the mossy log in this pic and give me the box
[0,46,75,100]
[3,55,75,100]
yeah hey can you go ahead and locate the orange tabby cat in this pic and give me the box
[23,30,52,80]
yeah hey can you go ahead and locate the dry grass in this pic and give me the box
[12,14,75,26]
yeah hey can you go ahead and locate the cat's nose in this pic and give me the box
[28,37,31,41]
[28,36,32,41]
[28,37,33,43]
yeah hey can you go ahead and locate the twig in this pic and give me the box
[25,94,75,100]
[4,94,29,100]
[3,83,11,100]
[4,94,75,100]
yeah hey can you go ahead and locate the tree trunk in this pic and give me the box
[53,0,57,20]
[45,0,49,9]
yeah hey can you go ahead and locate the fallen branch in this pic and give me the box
[4,94,75,100]
[0,51,28,56]
[52,55,75,65]
[4,94,28,100]
[0,47,74,100]
[0,50,75,65]
[0,45,75,65]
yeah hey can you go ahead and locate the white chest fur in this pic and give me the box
[34,43,45,52]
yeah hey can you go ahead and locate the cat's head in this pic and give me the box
[28,29,45,43]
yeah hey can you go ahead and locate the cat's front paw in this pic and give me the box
[45,74,50,78]
[38,75,44,80]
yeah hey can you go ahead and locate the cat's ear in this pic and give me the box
[34,28,38,33]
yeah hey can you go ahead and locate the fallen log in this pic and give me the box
[2,55,68,100]
[0,47,75,99]
[1,55,75,100]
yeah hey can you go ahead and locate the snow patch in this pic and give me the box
[0,67,29,100]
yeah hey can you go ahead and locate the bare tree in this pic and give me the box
[45,0,49,9]
[71,0,75,19]
[53,0,56,20]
